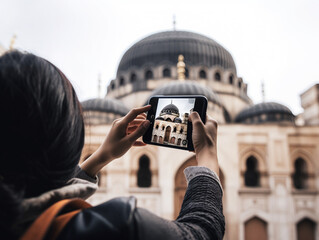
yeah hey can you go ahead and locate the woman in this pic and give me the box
[0,51,224,240]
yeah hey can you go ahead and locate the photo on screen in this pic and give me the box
[151,98,195,148]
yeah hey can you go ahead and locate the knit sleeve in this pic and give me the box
[134,166,225,240]
[175,166,225,239]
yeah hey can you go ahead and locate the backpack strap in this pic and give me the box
[20,198,92,240]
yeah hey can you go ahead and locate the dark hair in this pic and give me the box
[0,51,84,237]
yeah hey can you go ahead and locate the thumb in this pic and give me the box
[190,112,205,133]
[126,120,150,143]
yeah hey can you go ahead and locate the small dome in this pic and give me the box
[155,116,164,120]
[147,81,222,106]
[174,117,182,123]
[235,102,295,124]
[81,98,129,116]
[161,103,179,115]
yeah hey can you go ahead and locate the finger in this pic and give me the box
[126,120,150,143]
[127,126,138,134]
[128,118,145,125]
[133,141,147,146]
[190,112,206,133]
[121,105,151,125]
[135,113,147,120]
[206,116,218,129]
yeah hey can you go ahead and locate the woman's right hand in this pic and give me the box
[189,112,219,175]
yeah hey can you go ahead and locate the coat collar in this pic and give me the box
[18,177,97,225]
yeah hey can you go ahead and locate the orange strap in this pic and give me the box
[20,199,92,240]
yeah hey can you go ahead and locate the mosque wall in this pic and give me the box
[81,30,319,240]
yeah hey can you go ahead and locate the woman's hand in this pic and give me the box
[80,105,151,177]
[189,112,219,175]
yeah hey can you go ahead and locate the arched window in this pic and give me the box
[153,135,158,143]
[199,70,207,79]
[155,124,159,129]
[185,68,189,78]
[145,70,153,80]
[245,217,268,240]
[162,126,165,131]
[177,138,181,145]
[238,80,242,88]
[111,82,115,90]
[170,137,176,144]
[137,155,152,187]
[297,218,316,240]
[244,156,260,187]
[159,136,163,144]
[215,72,221,81]
[173,127,177,132]
[164,126,171,142]
[293,158,308,189]
[119,77,125,86]
[130,73,136,83]
[163,68,171,77]
[229,74,233,84]
[180,128,184,134]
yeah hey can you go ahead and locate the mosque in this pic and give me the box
[79,30,319,240]
[152,100,190,147]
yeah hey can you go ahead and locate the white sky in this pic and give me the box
[155,98,195,118]
[1,0,318,115]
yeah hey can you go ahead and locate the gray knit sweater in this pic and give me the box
[134,166,225,240]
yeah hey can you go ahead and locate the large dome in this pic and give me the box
[146,81,222,106]
[161,103,180,116]
[117,31,236,76]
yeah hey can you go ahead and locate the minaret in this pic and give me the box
[98,73,101,98]
[261,80,265,103]
[177,54,186,81]
[9,34,17,50]
[173,15,176,31]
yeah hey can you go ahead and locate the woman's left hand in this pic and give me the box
[80,105,151,177]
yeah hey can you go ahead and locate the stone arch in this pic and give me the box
[290,149,315,173]
[164,126,171,142]
[137,155,152,187]
[239,147,268,188]
[229,74,234,84]
[240,212,271,240]
[293,158,308,189]
[145,69,153,80]
[153,135,158,143]
[130,73,137,83]
[244,217,268,240]
[130,150,158,188]
[119,76,125,86]
[163,67,171,77]
[295,211,318,224]
[244,156,260,187]
[290,149,316,190]
[214,71,221,81]
[199,69,207,79]
[296,218,316,240]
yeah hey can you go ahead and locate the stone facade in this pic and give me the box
[81,30,319,240]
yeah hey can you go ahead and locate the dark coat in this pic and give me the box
[58,174,225,240]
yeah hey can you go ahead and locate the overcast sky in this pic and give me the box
[155,98,195,119]
[1,0,318,114]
